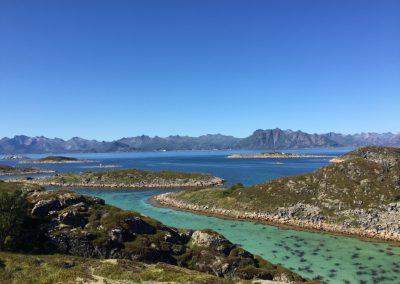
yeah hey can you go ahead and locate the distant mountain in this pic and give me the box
[0,129,399,154]
[0,134,240,153]
[237,129,340,149]
[323,132,400,146]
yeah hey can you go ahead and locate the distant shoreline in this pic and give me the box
[226,152,337,159]
[0,169,55,176]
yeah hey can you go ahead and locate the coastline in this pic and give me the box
[7,178,224,189]
[19,160,97,164]
[0,170,56,176]
[152,193,400,244]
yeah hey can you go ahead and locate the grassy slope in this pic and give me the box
[0,180,41,194]
[166,146,400,224]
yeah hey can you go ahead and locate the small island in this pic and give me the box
[18,169,224,188]
[0,165,55,176]
[19,155,95,164]
[226,152,335,159]
[0,155,29,160]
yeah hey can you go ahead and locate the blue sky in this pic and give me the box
[1,0,399,140]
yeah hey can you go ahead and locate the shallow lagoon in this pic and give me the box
[3,149,400,283]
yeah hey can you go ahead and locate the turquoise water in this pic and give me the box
[71,188,400,284]
[2,149,400,283]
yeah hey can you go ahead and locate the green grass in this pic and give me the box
[0,251,233,284]
[0,180,41,194]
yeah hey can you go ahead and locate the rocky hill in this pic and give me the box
[0,181,318,283]
[17,169,225,188]
[155,146,400,242]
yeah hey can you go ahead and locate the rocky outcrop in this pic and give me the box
[18,186,310,282]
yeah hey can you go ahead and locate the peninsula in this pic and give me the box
[0,180,317,283]
[155,146,400,242]
[19,155,95,164]
[16,169,225,188]
[0,165,55,176]
[226,152,335,159]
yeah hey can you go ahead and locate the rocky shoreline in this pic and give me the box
[10,176,225,189]
[153,194,400,243]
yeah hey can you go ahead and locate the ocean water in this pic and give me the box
[2,149,400,284]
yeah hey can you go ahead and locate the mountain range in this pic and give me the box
[0,128,399,154]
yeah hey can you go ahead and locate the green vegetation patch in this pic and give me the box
[0,251,232,284]
[38,156,79,162]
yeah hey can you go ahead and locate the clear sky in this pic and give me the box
[1,0,399,140]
